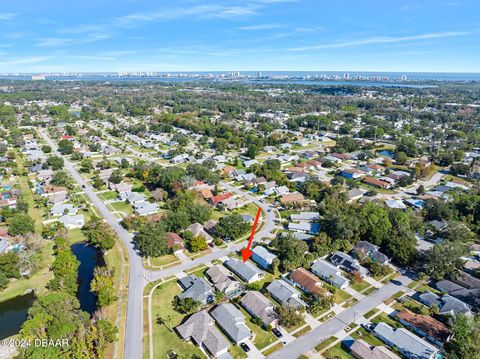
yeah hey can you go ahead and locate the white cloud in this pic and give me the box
[237,23,284,31]
[0,56,50,67]
[288,31,470,51]
[0,13,16,21]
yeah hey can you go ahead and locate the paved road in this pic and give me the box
[39,129,145,359]
[39,129,281,359]
[267,275,412,359]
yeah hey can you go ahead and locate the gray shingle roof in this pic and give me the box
[224,258,262,283]
[178,275,215,304]
[266,280,306,309]
[311,259,349,288]
[210,303,251,344]
[176,310,230,356]
[240,291,278,326]
[374,322,438,359]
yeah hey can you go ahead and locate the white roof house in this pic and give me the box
[58,214,85,229]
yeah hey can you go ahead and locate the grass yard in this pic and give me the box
[364,308,379,319]
[293,325,311,338]
[151,281,204,359]
[351,327,385,347]
[149,255,180,268]
[229,344,247,359]
[110,201,133,215]
[416,283,441,295]
[371,313,403,329]
[262,342,284,356]
[98,190,118,201]
[236,305,277,350]
[383,290,405,305]
[333,288,352,304]
[380,272,400,284]
[324,343,354,359]
[315,336,337,352]
[362,286,377,296]
[351,280,371,293]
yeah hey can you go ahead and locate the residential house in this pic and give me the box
[134,201,158,216]
[50,203,78,217]
[266,280,307,309]
[418,291,471,317]
[396,309,452,347]
[251,246,277,270]
[348,339,401,359]
[290,212,320,222]
[224,258,263,284]
[373,322,439,359]
[240,291,278,328]
[329,251,369,277]
[166,232,184,253]
[288,221,320,234]
[352,241,390,264]
[176,311,230,358]
[187,223,214,243]
[288,268,331,298]
[205,265,243,298]
[210,192,234,206]
[311,259,349,289]
[341,168,365,180]
[58,214,85,229]
[210,303,252,344]
[178,275,215,304]
[279,193,307,206]
[363,177,392,189]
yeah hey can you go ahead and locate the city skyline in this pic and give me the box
[0,0,479,73]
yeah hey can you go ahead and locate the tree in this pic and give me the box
[45,155,64,170]
[395,151,408,165]
[360,203,392,246]
[58,139,74,155]
[134,222,169,257]
[416,184,426,195]
[246,145,259,159]
[0,252,20,278]
[306,293,334,316]
[271,234,310,272]
[0,271,8,290]
[42,145,52,153]
[8,213,35,236]
[108,170,123,184]
[90,267,118,307]
[187,235,207,253]
[172,296,201,314]
[423,242,468,280]
[444,314,480,359]
[48,248,80,295]
[80,158,93,173]
[82,219,116,251]
[50,170,71,187]
[216,214,250,240]
[275,306,304,329]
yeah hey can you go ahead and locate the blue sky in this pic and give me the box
[0,0,479,73]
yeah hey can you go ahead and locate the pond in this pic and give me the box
[71,242,105,315]
[0,292,36,340]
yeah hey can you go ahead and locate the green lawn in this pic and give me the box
[262,342,284,356]
[151,281,204,359]
[236,305,277,350]
[351,280,371,293]
[371,313,403,329]
[333,288,352,304]
[324,343,354,359]
[149,255,180,268]
[98,190,118,201]
[229,344,247,359]
[315,336,337,352]
[110,201,133,215]
[293,325,311,338]
[416,284,441,295]
[364,308,379,319]
[351,327,385,347]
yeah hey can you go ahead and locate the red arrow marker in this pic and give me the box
[241,207,262,262]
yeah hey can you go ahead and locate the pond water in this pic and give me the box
[0,292,36,340]
[71,242,105,315]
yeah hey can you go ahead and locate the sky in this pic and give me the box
[0,0,479,73]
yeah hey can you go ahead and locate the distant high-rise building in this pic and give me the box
[401,74,407,81]
[343,73,350,80]
[31,75,45,81]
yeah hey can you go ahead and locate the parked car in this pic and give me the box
[240,343,250,352]
[361,323,375,333]
[272,328,283,338]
